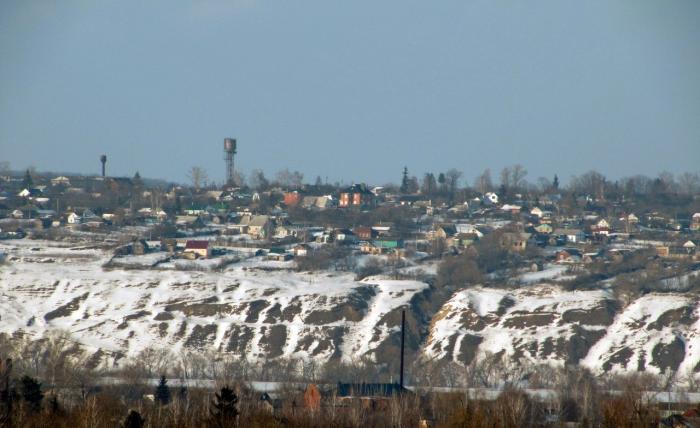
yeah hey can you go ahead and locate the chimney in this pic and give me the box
[400,309,405,388]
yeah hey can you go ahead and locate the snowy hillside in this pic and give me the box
[425,285,700,375]
[0,240,427,363]
[2,239,699,375]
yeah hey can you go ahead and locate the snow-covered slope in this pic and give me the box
[0,240,427,363]
[2,239,699,375]
[425,285,700,374]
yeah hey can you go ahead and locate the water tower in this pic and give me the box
[100,155,107,177]
[223,138,237,186]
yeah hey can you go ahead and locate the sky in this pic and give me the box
[1,0,699,186]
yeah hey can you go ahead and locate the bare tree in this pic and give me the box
[249,169,269,190]
[445,168,462,196]
[187,166,208,191]
[570,170,606,200]
[474,169,493,194]
[677,172,700,195]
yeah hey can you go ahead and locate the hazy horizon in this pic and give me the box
[2,1,699,185]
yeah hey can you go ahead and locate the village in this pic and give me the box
[2,160,700,427]
[0,161,698,277]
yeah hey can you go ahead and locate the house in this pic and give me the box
[35,209,57,220]
[591,219,611,237]
[176,215,202,228]
[553,228,585,244]
[339,184,377,208]
[292,244,310,257]
[353,226,375,240]
[371,223,393,236]
[333,383,411,410]
[432,224,457,240]
[453,233,478,248]
[301,195,334,209]
[228,214,274,239]
[501,204,521,214]
[534,224,553,234]
[556,249,581,264]
[184,240,210,258]
[334,228,357,244]
[67,212,81,224]
[455,223,484,238]
[283,191,302,206]
[530,207,544,218]
[266,248,293,261]
[132,239,149,255]
[50,176,71,187]
[501,232,531,252]
[359,241,382,255]
[245,215,272,239]
[184,204,208,216]
[691,213,700,231]
[482,192,499,205]
[371,237,404,251]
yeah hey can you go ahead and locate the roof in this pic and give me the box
[341,183,374,195]
[185,240,209,249]
[553,228,583,235]
[240,215,270,227]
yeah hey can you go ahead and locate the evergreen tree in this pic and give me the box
[20,376,43,412]
[400,167,410,193]
[133,171,143,188]
[553,174,559,190]
[210,386,239,428]
[155,375,170,405]
[438,172,447,193]
[22,169,33,189]
[314,175,323,187]
[123,410,145,428]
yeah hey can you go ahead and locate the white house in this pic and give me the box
[483,192,499,205]
[554,228,585,243]
[67,212,81,224]
[51,176,71,186]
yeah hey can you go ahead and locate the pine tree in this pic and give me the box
[210,386,239,428]
[20,376,43,412]
[22,169,33,189]
[154,375,170,405]
[553,174,559,190]
[123,410,145,428]
[133,171,143,188]
[438,172,447,193]
[400,167,410,194]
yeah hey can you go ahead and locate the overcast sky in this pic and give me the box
[1,1,699,186]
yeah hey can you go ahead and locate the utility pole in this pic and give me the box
[400,309,405,389]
